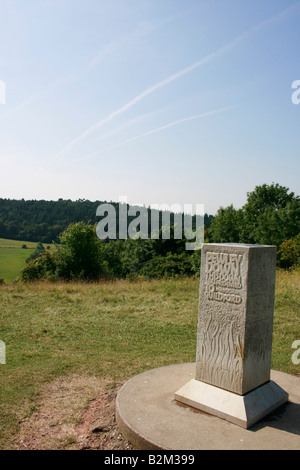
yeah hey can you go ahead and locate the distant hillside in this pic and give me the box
[0,198,214,244]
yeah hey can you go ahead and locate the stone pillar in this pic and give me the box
[175,243,288,428]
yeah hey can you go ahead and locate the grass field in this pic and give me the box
[0,238,37,283]
[0,238,55,283]
[0,271,299,449]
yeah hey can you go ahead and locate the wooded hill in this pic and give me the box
[0,198,214,244]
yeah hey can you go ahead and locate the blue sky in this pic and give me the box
[0,0,299,214]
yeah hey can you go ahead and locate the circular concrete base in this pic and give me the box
[116,363,300,450]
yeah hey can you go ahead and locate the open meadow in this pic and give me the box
[0,239,36,283]
[0,270,299,449]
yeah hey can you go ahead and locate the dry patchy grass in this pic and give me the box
[0,272,299,449]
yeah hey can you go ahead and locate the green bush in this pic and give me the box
[20,251,57,281]
[278,234,300,269]
[139,252,194,279]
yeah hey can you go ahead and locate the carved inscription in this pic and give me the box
[205,252,243,304]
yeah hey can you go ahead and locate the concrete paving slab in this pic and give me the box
[116,363,300,450]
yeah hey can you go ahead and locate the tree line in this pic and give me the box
[19,183,299,281]
[0,197,213,244]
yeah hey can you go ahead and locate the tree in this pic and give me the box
[244,183,295,214]
[55,222,107,280]
[240,183,299,246]
[209,205,242,243]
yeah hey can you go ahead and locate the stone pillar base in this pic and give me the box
[174,379,288,429]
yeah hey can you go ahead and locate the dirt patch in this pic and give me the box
[15,374,134,450]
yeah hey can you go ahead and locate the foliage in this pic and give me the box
[209,183,300,267]
[189,249,202,276]
[240,183,299,246]
[20,222,200,281]
[0,198,214,244]
[8,183,300,282]
[278,234,300,269]
[20,251,57,281]
[209,205,242,243]
[139,253,194,279]
[55,222,108,281]
[21,223,108,281]
[25,242,45,262]
[100,227,199,279]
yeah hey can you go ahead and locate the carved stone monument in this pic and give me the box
[175,243,289,428]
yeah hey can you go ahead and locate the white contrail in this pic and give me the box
[52,1,300,161]
[52,52,222,160]
[58,106,232,168]
[123,106,232,145]
[89,109,165,143]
